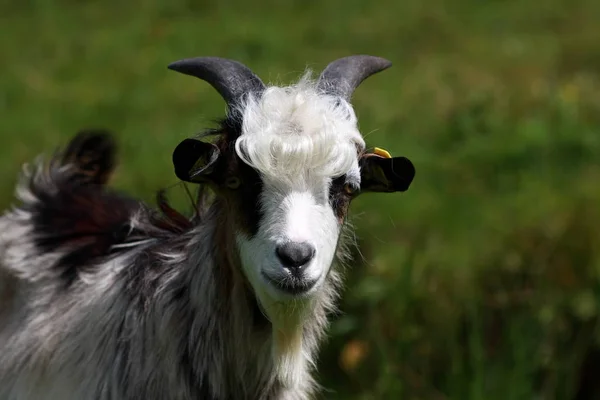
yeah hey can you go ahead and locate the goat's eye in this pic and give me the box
[225,177,241,189]
[344,182,359,196]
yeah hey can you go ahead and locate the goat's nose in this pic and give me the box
[276,242,316,271]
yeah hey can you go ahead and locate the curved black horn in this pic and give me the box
[168,57,266,108]
[317,55,392,101]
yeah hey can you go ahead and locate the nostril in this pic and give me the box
[276,242,316,269]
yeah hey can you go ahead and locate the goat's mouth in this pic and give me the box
[261,272,319,296]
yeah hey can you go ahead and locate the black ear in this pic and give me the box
[359,154,415,193]
[172,138,220,183]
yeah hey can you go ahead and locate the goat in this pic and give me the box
[0,55,415,400]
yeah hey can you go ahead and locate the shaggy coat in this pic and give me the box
[0,56,415,400]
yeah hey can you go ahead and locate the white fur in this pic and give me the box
[233,75,365,387]
[235,72,365,181]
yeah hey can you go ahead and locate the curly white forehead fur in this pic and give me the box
[234,72,366,183]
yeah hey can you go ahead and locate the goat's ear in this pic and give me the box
[172,138,220,183]
[359,149,415,193]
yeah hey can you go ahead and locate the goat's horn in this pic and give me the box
[168,57,266,108]
[317,55,392,101]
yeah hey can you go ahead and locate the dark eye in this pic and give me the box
[344,182,359,196]
[225,177,241,189]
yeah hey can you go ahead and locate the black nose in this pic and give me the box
[276,242,316,270]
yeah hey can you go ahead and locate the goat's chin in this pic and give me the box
[255,284,316,318]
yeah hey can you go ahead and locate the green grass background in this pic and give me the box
[1,0,600,398]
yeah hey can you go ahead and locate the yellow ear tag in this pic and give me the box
[373,147,392,158]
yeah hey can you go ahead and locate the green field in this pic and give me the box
[2,0,600,398]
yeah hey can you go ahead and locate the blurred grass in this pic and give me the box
[1,0,600,398]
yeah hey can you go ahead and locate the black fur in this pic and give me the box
[329,175,354,223]
[26,130,194,289]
